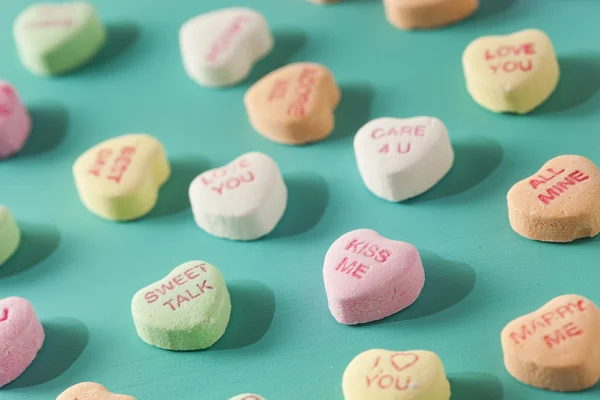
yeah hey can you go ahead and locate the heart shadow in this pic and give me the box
[371,250,476,325]
[406,137,504,203]
[3,317,89,389]
[149,157,209,219]
[269,171,329,238]
[0,223,60,278]
[449,372,504,400]
[329,84,375,141]
[18,102,68,157]
[533,52,600,115]
[472,0,517,20]
[82,22,140,71]
[244,30,307,86]
[210,280,276,351]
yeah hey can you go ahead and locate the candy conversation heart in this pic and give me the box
[13,2,106,76]
[323,229,424,325]
[73,134,170,222]
[354,117,454,202]
[0,297,45,388]
[462,29,559,114]
[131,261,231,351]
[507,155,600,242]
[383,0,478,30]
[229,395,266,400]
[189,152,287,241]
[57,382,136,400]
[342,349,451,400]
[244,62,341,145]
[0,82,31,159]
[0,206,21,266]
[501,295,600,392]
[180,8,273,87]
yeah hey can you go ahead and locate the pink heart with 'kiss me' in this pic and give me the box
[323,229,425,325]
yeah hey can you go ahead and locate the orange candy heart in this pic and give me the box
[507,155,600,242]
[382,0,478,30]
[244,62,341,145]
[501,295,600,392]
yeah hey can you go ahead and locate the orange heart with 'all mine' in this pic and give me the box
[501,294,600,392]
[507,155,600,242]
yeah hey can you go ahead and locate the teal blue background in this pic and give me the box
[1,0,600,399]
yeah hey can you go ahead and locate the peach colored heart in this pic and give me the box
[501,294,600,392]
[382,0,478,30]
[56,382,136,400]
[507,155,600,242]
[244,62,341,145]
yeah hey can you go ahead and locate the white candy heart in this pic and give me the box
[179,8,273,87]
[353,117,454,202]
[189,152,287,240]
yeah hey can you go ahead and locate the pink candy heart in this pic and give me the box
[0,297,45,387]
[0,82,31,159]
[323,229,425,324]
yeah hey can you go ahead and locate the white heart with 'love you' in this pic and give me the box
[189,152,287,241]
[354,117,454,202]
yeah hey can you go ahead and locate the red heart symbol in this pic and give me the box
[390,352,419,372]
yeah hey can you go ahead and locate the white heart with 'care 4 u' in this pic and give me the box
[189,152,287,241]
[354,117,454,202]
[179,8,273,87]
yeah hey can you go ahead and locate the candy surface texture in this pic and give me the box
[180,8,273,87]
[73,134,170,221]
[0,82,31,159]
[14,2,106,75]
[0,297,45,388]
[507,155,600,242]
[342,349,451,399]
[189,152,287,240]
[501,294,600,392]
[244,62,341,145]
[323,229,425,325]
[0,206,21,266]
[383,0,478,30]
[132,261,231,351]
[56,382,136,400]
[463,29,559,114]
[354,117,454,202]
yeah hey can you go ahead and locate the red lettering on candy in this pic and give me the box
[287,68,318,117]
[535,169,589,205]
[0,309,8,322]
[106,146,136,183]
[26,19,73,29]
[87,148,114,177]
[509,301,588,348]
[365,353,417,392]
[268,80,290,102]
[145,264,207,305]
[205,16,250,63]
[484,42,536,74]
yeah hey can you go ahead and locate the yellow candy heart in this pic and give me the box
[342,349,450,399]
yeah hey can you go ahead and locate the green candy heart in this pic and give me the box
[0,206,21,266]
[131,261,231,351]
[13,2,106,75]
